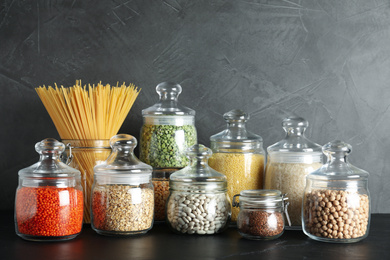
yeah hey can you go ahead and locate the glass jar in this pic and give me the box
[166,144,231,235]
[264,116,322,229]
[208,109,265,223]
[139,82,197,221]
[140,82,197,169]
[15,138,83,241]
[62,139,111,224]
[152,168,174,222]
[232,190,290,240]
[91,134,154,236]
[302,140,370,243]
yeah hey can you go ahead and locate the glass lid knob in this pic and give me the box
[322,140,352,156]
[223,109,249,122]
[156,82,182,101]
[186,144,212,159]
[110,134,136,148]
[282,116,308,135]
[35,138,65,155]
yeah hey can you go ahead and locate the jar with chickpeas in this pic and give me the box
[302,140,371,243]
[208,109,265,223]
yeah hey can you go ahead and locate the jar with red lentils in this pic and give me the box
[15,138,84,241]
[233,189,291,240]
[302,140,371,243]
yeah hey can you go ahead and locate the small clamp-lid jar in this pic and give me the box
[139,82,197,222]
[208,109,265,223]
[166,144,231,235]
[302,140,370,243]
[264,116,322,228]
[91,134,154,236]
[15,138,84,241]
[233,190,290,240]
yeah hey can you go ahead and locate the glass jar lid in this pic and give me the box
[169,144,227,190]
[307,140,369,182]
[18,138,80,178]
[267,116,322,162]
[210,109,263,151]
[233,190,286,207]
[94,134,152,184]
[142,82,195,125]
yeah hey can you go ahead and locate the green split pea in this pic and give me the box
[140,124,197,168]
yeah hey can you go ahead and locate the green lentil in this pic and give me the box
[140,124,197,168]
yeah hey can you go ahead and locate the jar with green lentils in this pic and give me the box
[140,82,197,221]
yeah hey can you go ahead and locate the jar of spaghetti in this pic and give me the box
[303,141,370,243]
[232,190,291,240]
[139,82,197,221]
[15,138,84,241]
[208,109,265,223]
[62,139,111,224]
[92,134,154,236]
[264,117,322,229]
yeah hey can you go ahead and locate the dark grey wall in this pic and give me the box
[1,0,389,213]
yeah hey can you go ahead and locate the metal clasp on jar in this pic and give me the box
[232,194,240,208]
[282,193,292,227]
[60,143,73,165]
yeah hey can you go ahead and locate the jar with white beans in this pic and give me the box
[166,144,231,235]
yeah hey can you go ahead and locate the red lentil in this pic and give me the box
[238,211,284,238]
[153,179,170,221]
[16,186,83,237]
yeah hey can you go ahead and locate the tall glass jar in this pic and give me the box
[140,82,197,222]
[91,134,154,236]
[62,139,111,224]
[166,144,231,235]
[208,109,265,223]
[232,190,290,240]
[303,140,370,243]
[264,116,322,229]
[15,138,83,241]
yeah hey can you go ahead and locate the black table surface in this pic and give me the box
[1,211,389,260]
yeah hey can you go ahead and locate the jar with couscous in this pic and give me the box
[208,109,265,223]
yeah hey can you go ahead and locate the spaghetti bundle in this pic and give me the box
[36,81,140,223]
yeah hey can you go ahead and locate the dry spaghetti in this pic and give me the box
[35,81,140,223]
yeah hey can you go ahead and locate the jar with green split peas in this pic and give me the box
[140,82,197,222]
[208,109,265,224]
[15,138,84,242]
[264,116,323,229]
[302,140,370,243]
[92,134,154,236]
